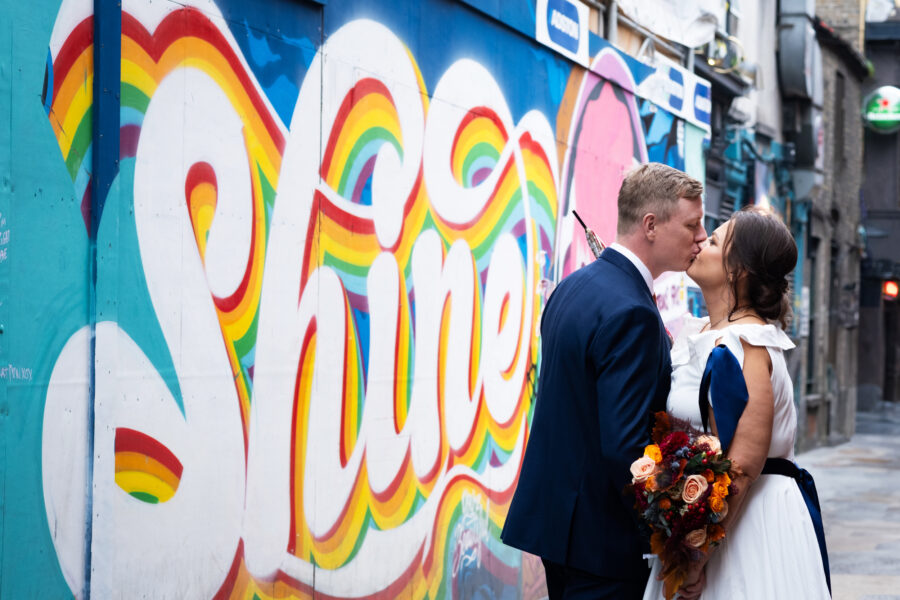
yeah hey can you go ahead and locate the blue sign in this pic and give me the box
[668,67,684,111]
[693,82,711,126]
[546,0,580,54]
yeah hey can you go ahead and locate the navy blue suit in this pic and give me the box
[501,248,671,596]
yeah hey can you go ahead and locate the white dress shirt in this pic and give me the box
[609,242,654,296]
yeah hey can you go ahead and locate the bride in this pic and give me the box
[643,207,831,599]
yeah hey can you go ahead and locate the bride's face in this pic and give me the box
[686,220,730,287]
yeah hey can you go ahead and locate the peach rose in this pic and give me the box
[682,474,709,504]
[685,528,707,548]
[630,456,656,482]
[697,435,721,455]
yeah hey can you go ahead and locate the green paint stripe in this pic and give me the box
[129,491,159,504]
[337,127,402,195]
[120,82,150,114]
[322,251,371,279]
[65,113,93,180]
[469,188,522,260]
[460,142,499,183]
[527,181,555,223]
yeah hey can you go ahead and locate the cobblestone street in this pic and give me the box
[801,402,900,600]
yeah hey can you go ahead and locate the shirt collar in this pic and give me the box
[610,243,654,294]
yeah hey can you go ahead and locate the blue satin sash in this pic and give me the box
[762,458,832,595]
[699,344,832,595]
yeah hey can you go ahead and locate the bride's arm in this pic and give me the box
[679,340,774,598]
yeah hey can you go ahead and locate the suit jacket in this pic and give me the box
[501,247,672,581]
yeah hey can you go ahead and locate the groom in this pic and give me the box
[501,163,706,598]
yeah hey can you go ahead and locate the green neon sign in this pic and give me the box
[863,86,900,134]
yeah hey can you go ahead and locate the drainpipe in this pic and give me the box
[607,0,618,46]
[87,0,121,597]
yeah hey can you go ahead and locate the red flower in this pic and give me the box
[661,431,690,455]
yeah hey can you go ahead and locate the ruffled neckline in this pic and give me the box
[670,315,795,367]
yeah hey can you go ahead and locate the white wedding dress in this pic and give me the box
[642,315,830,599]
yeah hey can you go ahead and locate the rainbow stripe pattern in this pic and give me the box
[43,16,94,228]
[114,427,183,504]
[44,6,560,599]
[119,7,285,442]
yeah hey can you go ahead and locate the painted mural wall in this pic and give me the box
[0,0,709,597]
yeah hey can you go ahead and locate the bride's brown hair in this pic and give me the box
[722,206,798,329]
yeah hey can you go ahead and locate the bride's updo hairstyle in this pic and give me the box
[722,206,798,329]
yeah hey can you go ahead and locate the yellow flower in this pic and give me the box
[645,444,662,463]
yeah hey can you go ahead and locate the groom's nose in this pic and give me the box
[694,226,708,244]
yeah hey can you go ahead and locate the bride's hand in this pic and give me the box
[676,563,706,600]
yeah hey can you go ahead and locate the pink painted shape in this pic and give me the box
[563,77,645,277]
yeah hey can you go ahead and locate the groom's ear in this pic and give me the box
[642,212,657,240]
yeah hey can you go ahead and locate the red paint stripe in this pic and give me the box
[312,453,368,541]
[298,192,323,297]
[52,17,94,99]
[267,544,422,600]
[184,161,217,197]
[212,162,258,313]
[387,169,422,254]
[288,317,317,555]
[339,296,352,469]
[440,157,516,232]
[114,427,183,479]
[122,9,284,154]
[393,279,404,434]
[319,192,376,234]
[450,106,509,157]
[211,539,245,600]
[369,447,413,503]
[518,131,550,167]
[319,78,395,181]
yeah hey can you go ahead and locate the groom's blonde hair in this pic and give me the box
[617,163,703,234]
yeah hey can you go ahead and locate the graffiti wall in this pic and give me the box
[0,0,708,597]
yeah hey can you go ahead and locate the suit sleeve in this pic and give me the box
[588,304,664,508]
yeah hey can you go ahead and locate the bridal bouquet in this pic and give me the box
[627,412,736,599]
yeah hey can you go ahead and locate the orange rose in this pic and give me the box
[659,497,672,510]
[708,524,726,543]
[716,472,732,487]
[703,469,715,482]
[645,444,663,463]
[682,474,709,504]
[709,495,724,513]
[646,475,658,492]
[630,456,656,482]
[684,528,707,548]
[712,482,729,498]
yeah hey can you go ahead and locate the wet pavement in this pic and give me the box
[801,401,900,600]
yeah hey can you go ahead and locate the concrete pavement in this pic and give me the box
[801,401,900,600]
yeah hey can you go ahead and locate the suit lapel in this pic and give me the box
[599,247,655,305]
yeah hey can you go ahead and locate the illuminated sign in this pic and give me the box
[863,86,900,134]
